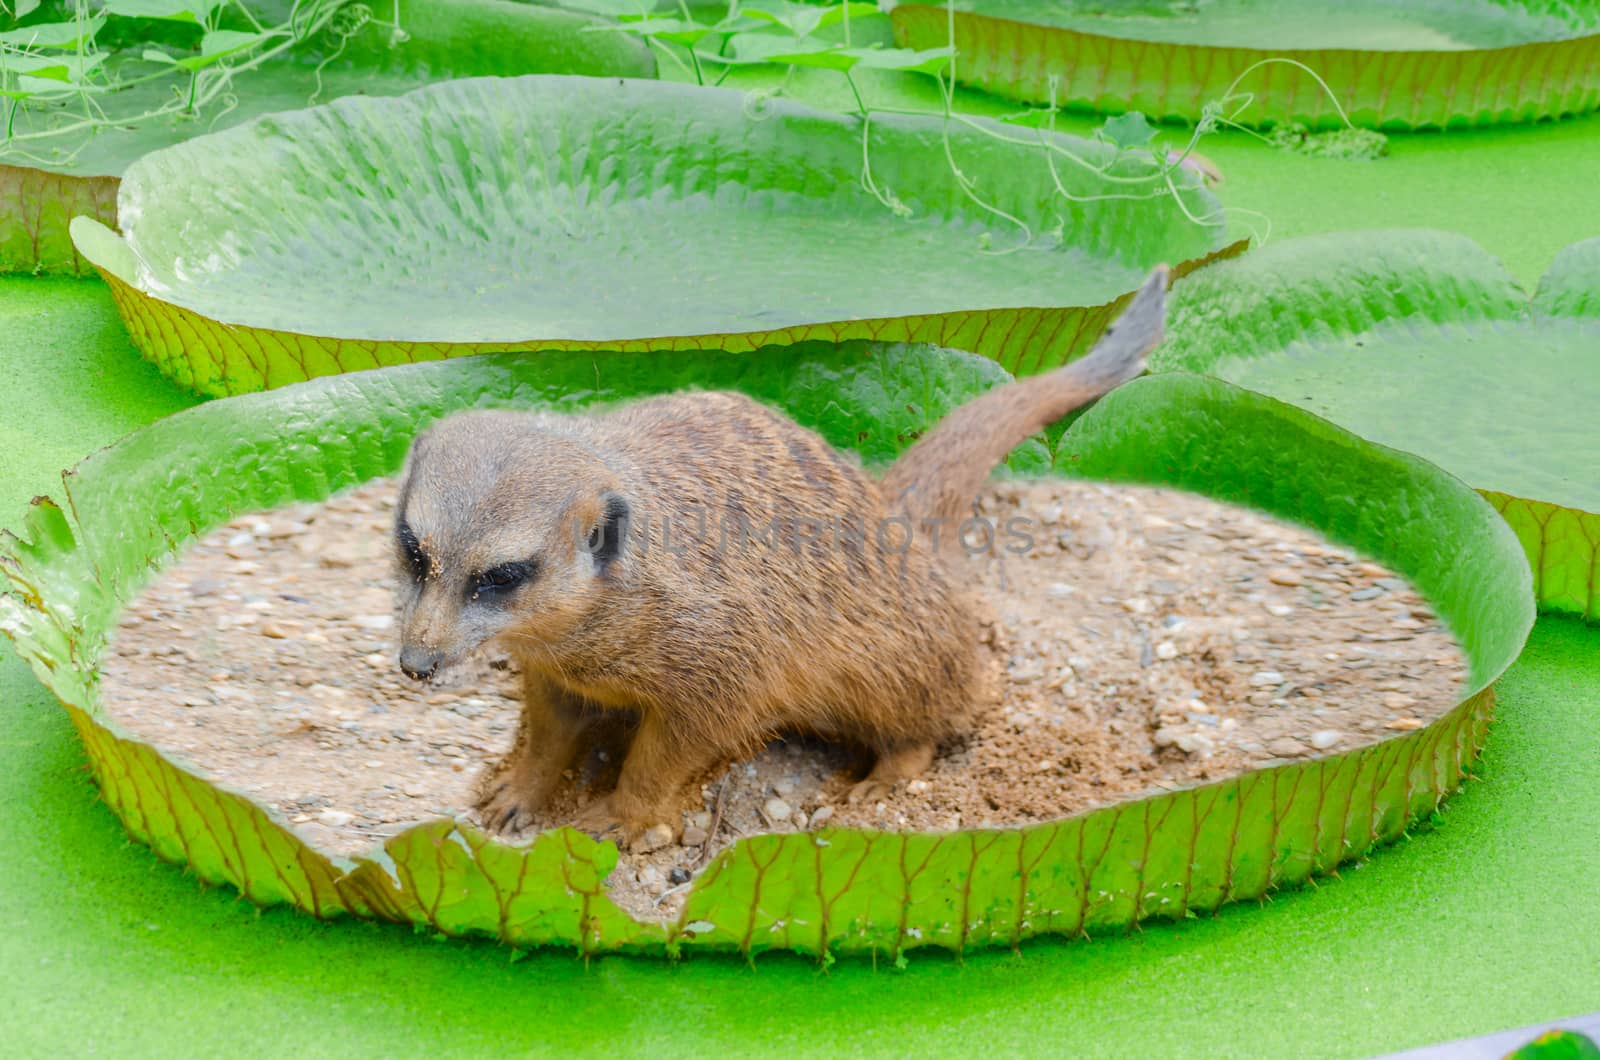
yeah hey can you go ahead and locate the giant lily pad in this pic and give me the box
[0,0,656,274]
[1152,229,1600,621]
[70,73,1227,396]
[891,1,1600,130]
[0,343,1532,957]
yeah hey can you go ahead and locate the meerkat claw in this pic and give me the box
[571,795,622,839]
[474,782,538,835]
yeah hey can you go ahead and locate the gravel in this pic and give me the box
[100,477,1468,923]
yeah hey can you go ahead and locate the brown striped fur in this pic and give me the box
[393,268,1167,844]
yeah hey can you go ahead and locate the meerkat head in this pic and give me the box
[391,411,631,681]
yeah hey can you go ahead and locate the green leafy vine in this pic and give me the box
[0,0,401,164]
[569,0,1401,252]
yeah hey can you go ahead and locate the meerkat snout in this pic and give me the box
[399,645,441,682]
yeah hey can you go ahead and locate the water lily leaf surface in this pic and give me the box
[1153,229,1600,619]
[891,0,1600,129]
[0,0,656,273]
[74,74,1226,395]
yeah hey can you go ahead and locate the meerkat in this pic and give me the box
[392,266,1168,845]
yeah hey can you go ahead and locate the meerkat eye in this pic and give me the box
[473,561,536,596]
[396,521,427,580]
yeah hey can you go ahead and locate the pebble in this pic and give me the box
[317,808,354,827]
[1385,717,1424,731]
[763,797,793,822]
[1349,587,1385,601]
[1249,670,1285,687]
[1154,640,1179,660]
[1308,730,1342,750]
[354,614,395,631]
[1047,582,1076,599]
[1175,732,1214,755]
[637,865,667,895]
[296,822,341,848]
[635,824,674,854]
[668,867,692,886]
[1267,568,1304,587]
[1374,577,1408,591]
[1381,691,1416,709]
[1267,737,1306,758]
[317,546,364,569]
[680,825,708,846]
[689,811,712,830]
[809,806,834,827]
[1263,603,1294,617]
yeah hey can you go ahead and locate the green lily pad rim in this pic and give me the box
[62,73,1231,396]
[0,354,1534,955]
[890,2,1600,130]
[70,72,1223,336]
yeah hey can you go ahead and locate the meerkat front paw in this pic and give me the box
[571,795,676,851]
[570,794,622,839]
[473,768,555,835]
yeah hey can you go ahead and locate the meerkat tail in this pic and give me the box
[880,264,1169,528]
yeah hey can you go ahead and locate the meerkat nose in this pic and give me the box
[399,646,441,682]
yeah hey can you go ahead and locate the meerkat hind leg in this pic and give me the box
[475,676,588,834]
[847,741,936,806]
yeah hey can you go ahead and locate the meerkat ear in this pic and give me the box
[590,492,631,572]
